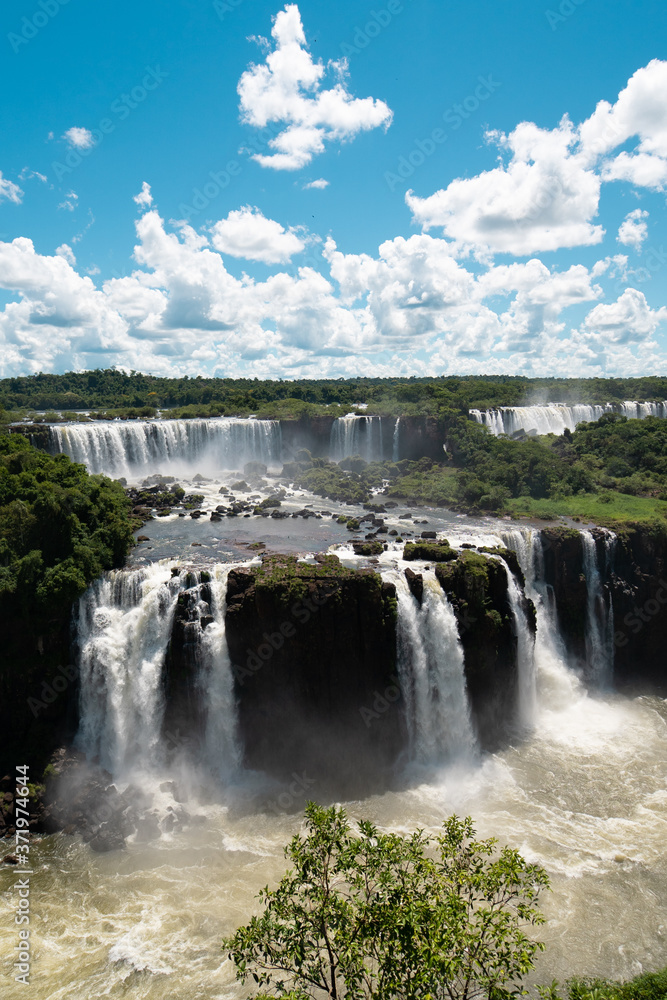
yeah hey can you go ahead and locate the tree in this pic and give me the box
[223,803,550,1000]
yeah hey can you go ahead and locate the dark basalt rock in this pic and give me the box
[404,567,424,604]
[224,554,404,794]
[607,524,667,692]
[539,527,589,674]
[435,550,535,749]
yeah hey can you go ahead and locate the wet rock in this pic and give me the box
[244,462,268,477]
[404,567,424,604]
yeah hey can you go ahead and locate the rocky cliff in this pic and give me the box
[433,546,536,748]
[224,553,403,793]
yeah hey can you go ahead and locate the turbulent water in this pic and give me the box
[48,418,282,477]
[2,519,666,998]
[471,400,667,436]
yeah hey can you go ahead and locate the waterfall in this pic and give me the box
[76,564,183,775]
[198,567,241,781]
[581,531,615,687]
[75,562,240,780]
[500,527,582,709]
[330,415,384,462]
[49,417,282,478]
[392,417,400,462]
[391,571,476,764]
[499,559,536,728]
[471,401,667,436]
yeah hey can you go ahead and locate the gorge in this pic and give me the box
[2,411,667,1000]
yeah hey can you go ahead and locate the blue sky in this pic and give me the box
[1,0,667,378]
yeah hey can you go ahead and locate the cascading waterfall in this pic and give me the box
[49,417,282,478]
[499,558,536,728]
[392,417,400,462]
[471,400,667,436]
[581,531,615,687]
[330,414,384,462]
[390,570,476,764]
[75,562,240,780]
[499,527,583,709]
[76,564,183,776]
[197,566,241,780]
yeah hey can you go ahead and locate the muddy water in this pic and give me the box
[2,690,665,999]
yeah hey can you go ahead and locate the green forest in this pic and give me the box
[2,369,667,419]
[293,412,667,528]
[0,434,133,615]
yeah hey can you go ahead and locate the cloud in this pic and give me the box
[406,118,604,256]
[407,59,667,257]
[583,288,667,344]
[18,168,47,184]
[580,59,667,188]
[0,167,664,379]
[63,127,95,150]
[133,182,153,209]
[237,3,392,170]
[303,178,329,190]
[58,191,78,212]
[0,172,23,205]
[56,244,76,265]
[617,209,649,250]
[210,206,305,264]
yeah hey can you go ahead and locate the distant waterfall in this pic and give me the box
[330,415,384,462]
[581,531,615,687]
[392,417,400,462]
[49,418,282,478]
[471,401,667,436]
[75,562,240,779]
[391,572,476,764]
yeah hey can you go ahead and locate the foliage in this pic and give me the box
[0,434,133,614]
[403,540,458,562]
[538,966,667,1000]
[223,803,550,1000]
[4,370,667,417]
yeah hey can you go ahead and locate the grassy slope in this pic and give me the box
[506,492,667,527]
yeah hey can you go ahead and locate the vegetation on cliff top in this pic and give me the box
[388,413,667,527]
[0,434,133,614]
[3,369,667,418]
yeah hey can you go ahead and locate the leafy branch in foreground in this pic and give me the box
[223,803,550,1000]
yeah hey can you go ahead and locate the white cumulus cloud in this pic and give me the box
[210,206,305,264]
[583,288,667,344]
[237,3,393,170]
[63,127,95,150]
[133,182,153,209]
[304,178,329,189]
[617,209,649,250]
[407,59,667,258]
[406,118,603,256]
